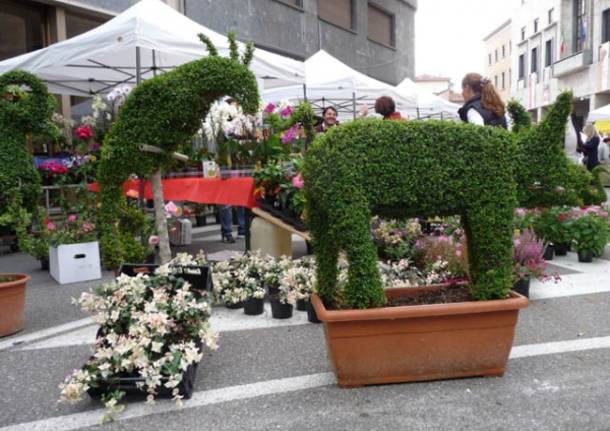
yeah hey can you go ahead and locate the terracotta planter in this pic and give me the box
[311,285,528,388]
[0,273,30,337]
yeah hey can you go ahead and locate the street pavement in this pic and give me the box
[1,222,610,430]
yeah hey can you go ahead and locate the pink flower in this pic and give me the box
[148,235,160,246]
[281,124,299,144]
[515,208,527,217]
[263,103,276,114]
[47,222,56,231]
[280,105,293,119]
[75,126,94,140]
[67,214,77,222]
[164,201,178,217]
[291,173,304,189]
[81,223,95,232]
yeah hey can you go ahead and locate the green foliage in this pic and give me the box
[305,118,517,308]
[507,99,532,134]
[97,35,259,268]
[533,207,572,244]
[0,71,56,223]
[570,213,609,255]
[513,92,577,208]
[566,161,607,206]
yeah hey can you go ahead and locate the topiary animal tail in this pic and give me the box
[97,31,259,268]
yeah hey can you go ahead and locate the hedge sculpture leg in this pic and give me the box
[333,193,385,309]
[308,196,339,303]
[463,196,514,300]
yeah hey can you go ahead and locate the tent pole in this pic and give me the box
[302,83,307,102]
[352,92,356,120]
[416,108,420,119]
[152,49,157,77]
[136,46,145,210]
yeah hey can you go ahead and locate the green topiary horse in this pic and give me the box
[97,32,259,268]
[0,71,56,240]
[304,92,576,309]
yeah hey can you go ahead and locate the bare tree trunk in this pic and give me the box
[151,170,171,264]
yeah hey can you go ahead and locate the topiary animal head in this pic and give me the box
[0,70,56,136]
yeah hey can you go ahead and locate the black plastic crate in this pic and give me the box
[118,263,213,293]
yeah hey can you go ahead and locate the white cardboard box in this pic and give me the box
[49,241,102,284]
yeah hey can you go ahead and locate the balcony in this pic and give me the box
[553,50,592,77]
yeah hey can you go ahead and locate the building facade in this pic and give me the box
[483,19,512,102]
[0,0,417,86]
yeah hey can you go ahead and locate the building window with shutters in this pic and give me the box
[502,71,505,90]
[518,54,526,79]
[573,0,586,53]
[603,8,610,44]
[545,39,553,67]
[0,0,47,61]
[367,3,395,47]
[318,0,355,32]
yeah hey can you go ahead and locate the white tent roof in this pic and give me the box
[589,103,610,122]
[0,0,304,96]
[395,77,460,119]
[262,50,417,112]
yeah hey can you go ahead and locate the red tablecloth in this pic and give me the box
[90,177,257,208]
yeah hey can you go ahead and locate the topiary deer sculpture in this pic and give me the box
[304,92,576,309]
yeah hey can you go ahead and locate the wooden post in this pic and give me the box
[151,170,172,264]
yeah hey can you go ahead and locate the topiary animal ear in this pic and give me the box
[507,99,531,133]
[242,41,254,66]
[227,31,239,62]
[198,33,218,57]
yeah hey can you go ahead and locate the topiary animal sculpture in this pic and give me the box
[0,71,56,241]
[304,92,575,309]
[97,32,259,268]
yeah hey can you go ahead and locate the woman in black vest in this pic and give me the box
[458,73,507,129]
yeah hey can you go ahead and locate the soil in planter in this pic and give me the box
[386,285,475,307]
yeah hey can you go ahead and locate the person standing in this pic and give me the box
[581,124,600,171]
[598,136,610,165]
[315,106,340,133]
[458,73,507,129]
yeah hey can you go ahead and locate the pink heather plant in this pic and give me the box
[513,229,559,282]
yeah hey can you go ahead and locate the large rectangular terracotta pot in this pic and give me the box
[311,285,528,388]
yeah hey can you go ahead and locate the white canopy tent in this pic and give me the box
[395,78,460,119]
[0,0,304,96]
[588,104,610,122]
[262,50,417,119]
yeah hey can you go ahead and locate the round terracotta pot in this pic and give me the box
[0,273,30,337]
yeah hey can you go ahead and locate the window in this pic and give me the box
[495,49,498,62]
[545,39,553,66]
[488,53,492,65]
[367,3,394,47]
[319,0,354,31]
[66,12,105,38]
[494,75,498,88]
[0,0,46,61]
[502,72,506,90]
[534,18,539,33]
[509,68,512,85]
[574,0,586,52]
[521,27,526,41]
[531,46,538,75]
[502,45,506,58]
[519,54,526,79]
[603,8,610,44]
[548,8,554,24]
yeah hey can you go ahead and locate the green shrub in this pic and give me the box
[305,92,574,309]
[570,212,609,255]
[97,32,259,268]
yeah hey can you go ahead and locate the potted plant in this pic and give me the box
[532,207,574,258]
[0,273,30,337]
[512,229,559,297]
[569,209,609,262]
[47,216,101,284]
[212,260,248,309]
[59,264,218,421]
[371,216,422,262]
[303,91,575,387]
[269,281,294,319]
[280,257,317,311]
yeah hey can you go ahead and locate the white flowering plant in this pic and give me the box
[59,265,217,421]
[212,253,268,305]
[279,257,316,301]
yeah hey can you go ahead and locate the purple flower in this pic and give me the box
[280,105,293,119]
[263,103,276,114]
[281,124,299,144]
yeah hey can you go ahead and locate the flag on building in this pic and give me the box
[560,29,566,55]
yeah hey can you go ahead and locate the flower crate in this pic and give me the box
[49,241,101,284]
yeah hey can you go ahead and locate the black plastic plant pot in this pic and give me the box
[195,215,207,227]
[577,249,594,263]
[270,297,293,319]
[244,297,264,315]
[306,300,321,324]
[512,277,530,298]
[554,242,569,256]
[88,360,198,400]
[225,301,244,309]
[296,298,308,311]
[40,258,49,271]
[543,244,555,261]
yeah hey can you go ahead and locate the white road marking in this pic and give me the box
[0,318,93,352]
[510,335,610,359]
